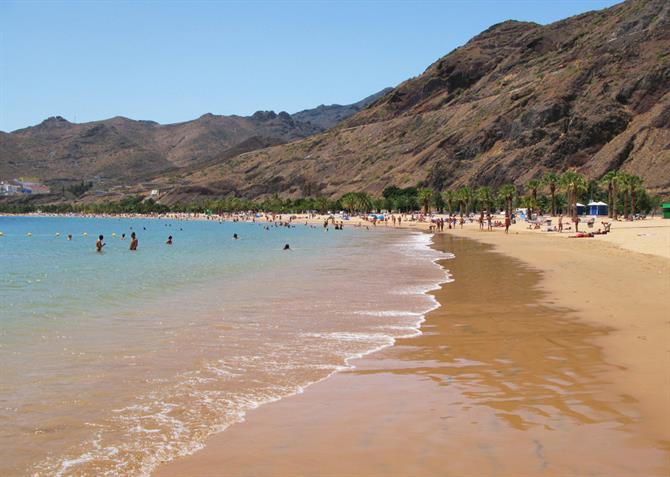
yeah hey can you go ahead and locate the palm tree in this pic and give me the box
[525,179,541,218]
[600,171,620,218]
[617,172,632,218]
[476,186,494,213]
[441,189,455,214]
[314,196,331,214]
[339,192,357,213]
[542,172,560,216]
[417,188,434,214]
[498,184,517,217]
[625,174,643,219]
[355,192,374,213]
[456,186,473,214]
[559,170,587,219]
[519,196,533,221]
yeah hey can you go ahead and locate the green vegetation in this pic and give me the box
[0,170,663,218]
[64,181,93,198]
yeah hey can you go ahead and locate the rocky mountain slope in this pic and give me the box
[291,88,393,130]
[0,90,389,187]
[166,0,669,201]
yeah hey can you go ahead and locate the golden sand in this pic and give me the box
[155,227,670,476]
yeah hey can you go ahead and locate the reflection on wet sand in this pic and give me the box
[362,235,631,431]
[348,234,666,475]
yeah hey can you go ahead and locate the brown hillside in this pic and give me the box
[165,0,669,201]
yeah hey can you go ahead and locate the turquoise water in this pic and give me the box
[0,216,448,476]
[1,216,347,324]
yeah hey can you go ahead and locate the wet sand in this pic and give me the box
[155,233,669,477]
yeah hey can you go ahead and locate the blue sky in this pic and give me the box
[0,0,619,132]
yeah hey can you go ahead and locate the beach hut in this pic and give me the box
[663,203,670,219]
[576,203,587,215]
[588,201,608,216]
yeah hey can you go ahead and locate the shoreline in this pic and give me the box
[2,212,667,260]
[154,226,670,476]
[4,214,668,474]
[1,217,451,476]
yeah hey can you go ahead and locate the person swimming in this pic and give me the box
[233,233,239,240]
[166,235,173,245]
[283,243,290,250]
[129,232,138,251]
[67,234,72,241]
[96,235,105,252]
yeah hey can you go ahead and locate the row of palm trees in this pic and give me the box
[414,169,648,219]
[599,170,644,219]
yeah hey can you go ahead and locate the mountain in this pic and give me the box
[291,88,393,130]
[164,0,669,202]
[0,90,391,188]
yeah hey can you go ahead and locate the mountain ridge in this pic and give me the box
[161,0,668,202]
[1,0,668,205]
[0,89,392,188]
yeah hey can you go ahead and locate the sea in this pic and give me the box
[0,216,450,476]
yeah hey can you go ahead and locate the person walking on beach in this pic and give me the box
[505,214,511,234]
[96,235,105,252]
[558,214,563,233]
[129,232,138,251]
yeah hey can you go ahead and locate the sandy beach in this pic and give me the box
[155,218,670,476]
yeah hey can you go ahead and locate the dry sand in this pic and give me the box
[155,221,670,477]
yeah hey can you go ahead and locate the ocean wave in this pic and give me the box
[29,229,454,477]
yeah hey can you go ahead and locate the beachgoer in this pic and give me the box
[96,235,105,252]
[558,214,563,233]
[505,214,511,234]
[233,233,239,240]
[283,243,290,250]
[121,233,126,240]
[129,232,138,251]
[67,234,72,241]
[166,235,173,245]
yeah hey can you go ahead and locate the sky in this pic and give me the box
[0,0,620,132]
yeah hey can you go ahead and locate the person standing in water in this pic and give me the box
[166,235,173,245]
[96,235,105,252]
[129,232,138,251]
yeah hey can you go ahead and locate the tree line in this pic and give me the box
[0,170,663,218]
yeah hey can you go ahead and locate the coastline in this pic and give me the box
[154,225,670,476]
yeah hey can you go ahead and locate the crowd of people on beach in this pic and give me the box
[2,205,632,251]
